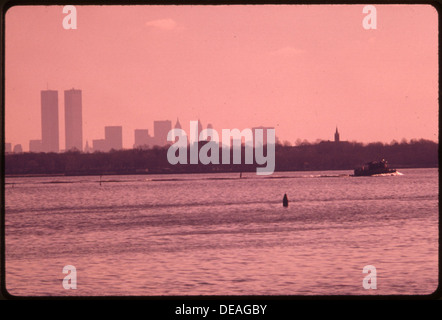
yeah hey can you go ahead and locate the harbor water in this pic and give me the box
[4,168,438,296]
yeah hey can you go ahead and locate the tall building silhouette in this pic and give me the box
[5,143,12,154]
[153,120,172,146]
[92,139,107,152]
[65,89,83,151]
[171,118,188,144]
[105,126,123,150]
[41,90,59,153]
[29,139,42,153]
[134,129,153,149]
[84,140,91,153]
[13,144,23,153]
[175,118,182,130]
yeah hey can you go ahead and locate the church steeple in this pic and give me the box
[334,127,340,143]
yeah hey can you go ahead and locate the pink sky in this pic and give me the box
[5,5,438,151]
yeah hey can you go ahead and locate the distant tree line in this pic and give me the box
[4,139,438,176]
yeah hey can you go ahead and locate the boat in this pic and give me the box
[353,159,396,176]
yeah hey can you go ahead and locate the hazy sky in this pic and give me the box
[5,5,438,151]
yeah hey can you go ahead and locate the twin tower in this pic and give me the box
[41,88,82,153]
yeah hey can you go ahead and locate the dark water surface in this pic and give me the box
[4,168,438,296]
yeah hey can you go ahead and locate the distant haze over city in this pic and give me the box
[5,5,438,152]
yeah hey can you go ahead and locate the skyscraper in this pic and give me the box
[153,120,172,146]
[29,139,42,153]
[105,126,123,150]
[5,143,12,154]
[175,118,182,130]
[41,90,59,153]
[65,89,83,151]
[134,129,152,149]
[92,139,108,152]
[171,118,188,144]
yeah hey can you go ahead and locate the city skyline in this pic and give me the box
[8,87,288,152]
[4,85,438,153]
[7,113,430,154]
[7,91,352,153]
[9,88,283,152]
[5,5,438,151]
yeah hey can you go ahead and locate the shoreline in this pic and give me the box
[4,166,438,179]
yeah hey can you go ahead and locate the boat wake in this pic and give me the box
[303,174,350,178]
[371,171,403,177]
